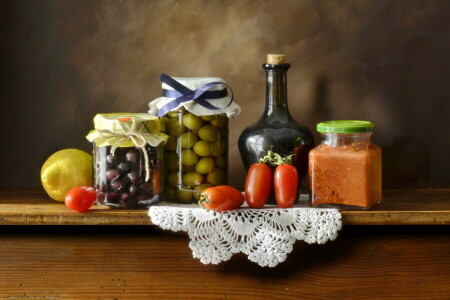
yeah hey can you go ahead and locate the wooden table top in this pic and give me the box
[1,190,449,298]
[0,188,449,225]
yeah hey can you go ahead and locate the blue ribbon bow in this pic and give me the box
[157,73,233,118]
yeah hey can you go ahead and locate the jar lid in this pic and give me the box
[316,120,374,133]
[92,113,162,133]
[86,113,168,147]
[148,74,241,118]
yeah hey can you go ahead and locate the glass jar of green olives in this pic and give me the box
[148,74,241,203]
[160,108,229,202]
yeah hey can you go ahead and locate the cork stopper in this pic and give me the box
[267,54,286,65]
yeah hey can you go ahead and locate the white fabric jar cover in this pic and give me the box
[148,74,241,118]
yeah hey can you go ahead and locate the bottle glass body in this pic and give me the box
[309,132,382,209]
[238,63,314,201]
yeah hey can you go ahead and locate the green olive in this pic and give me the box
[210,115,227,128]
[193,183,213,200]
[200,115,215,121]
[164,152,179,171]
[159,117,168,133]
[195,157,216,174]
[193,140,212,157]
[182,113,204,131]
[198,125,220,142]
[164,186,176,200]
[215,155,227,168]
[166,118,184,137]
[207,168,226,185]
[211,139,227,157]
[219,126,227,137]
[164,136,178,151]
[168,171,182,187]
[168,111,182,119]
[175,186,193,203]
[181,149,198,166]
[181,164,196,173]
[182,172,204,187]
[179,132,198,149]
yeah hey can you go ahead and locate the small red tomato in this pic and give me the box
[245,163,272,208]
[274,165,298,208]
[65,186,97,212]
[199,185,244,212]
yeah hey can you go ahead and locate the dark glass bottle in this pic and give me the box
[238,54,314,200]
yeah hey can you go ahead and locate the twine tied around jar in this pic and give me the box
[97,129,153,181]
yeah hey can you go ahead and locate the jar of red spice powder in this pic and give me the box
[309,120,382,210]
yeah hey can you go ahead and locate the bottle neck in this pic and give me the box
[262,63,291,122]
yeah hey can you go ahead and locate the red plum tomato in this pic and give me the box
[244,163,272,208]
[274,165,298,208]
[65,186,96,212]
[199,185,244,212]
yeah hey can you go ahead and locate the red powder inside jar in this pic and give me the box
[309,141,382,209]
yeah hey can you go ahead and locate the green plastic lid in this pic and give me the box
[316,120,374,133]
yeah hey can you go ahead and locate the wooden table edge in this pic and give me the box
[0,188,449,225]
[0,210,449,226]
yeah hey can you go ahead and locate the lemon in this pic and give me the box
[40,149,93,202]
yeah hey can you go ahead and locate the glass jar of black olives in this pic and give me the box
[87,113,168,209]
[161,108,229,202]
[94,144,162,208]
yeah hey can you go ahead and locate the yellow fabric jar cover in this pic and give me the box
[86,113,168,147]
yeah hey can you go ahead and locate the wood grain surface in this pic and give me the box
[1,188,449,225]
[0,226,448,299]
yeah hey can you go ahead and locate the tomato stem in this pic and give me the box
[197,194,216,210]
[259,150,293,166]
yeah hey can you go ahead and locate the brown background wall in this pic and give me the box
[0,0,449,188]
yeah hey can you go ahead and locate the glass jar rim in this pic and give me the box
[320,132,372,136]
[317,120,374,134]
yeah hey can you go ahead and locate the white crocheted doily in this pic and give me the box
[149,202,342,267]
